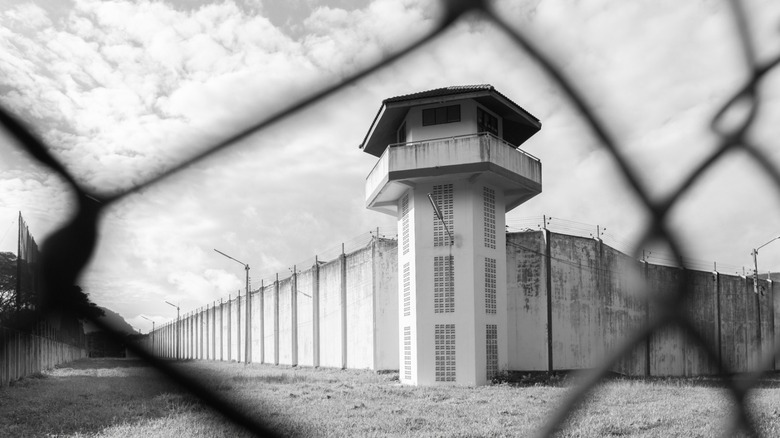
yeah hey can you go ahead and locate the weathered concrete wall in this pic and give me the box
[600,241,646,376]
[719,276,748,372]
[277,277,293,365]
[345,247,374,369]
[756,278,773,371]
[262,284,275,364]
[508,230,775,376]
[373,238,399,370]
[507,231,547,371]
[239,295,247,363]
[718,275,773,373]
[153,238,398,371]
[548,233,645,374]
[549,232,600,370]
[319,259,343,368]
[296,269,314,367]
[248,291,261,363]
[760,279,773,369]
[155,230,775,378]
[218,303,227,361]
[646,264,684,376]
[681,269,718,376]
[774,281,780,370]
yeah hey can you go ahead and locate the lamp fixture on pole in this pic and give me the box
[752,235,780,294]
[214,249,251,365]
[164,300,180,360]
[427,193,453,246]
[140,315,155,353]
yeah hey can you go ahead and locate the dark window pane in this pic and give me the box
[477,107,498,135]
[446,105,460,123]
[435,107,447,124]
[422,108,435,126]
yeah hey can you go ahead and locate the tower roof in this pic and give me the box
[360,84,541,157]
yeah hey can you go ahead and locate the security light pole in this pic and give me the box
[752,235,780,294]
[428,192,454,308]
[214,249,251,365]
[750,235,779,365]
[140,315,155,353]
[427,193,454,246]
[165,301,180,360]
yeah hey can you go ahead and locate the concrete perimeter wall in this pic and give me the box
[508,230,777,376]
[151,237,398,371]
[150,229,774,377]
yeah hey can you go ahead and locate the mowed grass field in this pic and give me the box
[2,359,780,437]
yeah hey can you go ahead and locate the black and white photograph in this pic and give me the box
[2,0,780,436]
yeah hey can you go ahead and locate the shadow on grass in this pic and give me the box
[494,369,780,389]
[0,358,207,437]
[57,357,195,370]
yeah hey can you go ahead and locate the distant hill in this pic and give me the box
[83,307,138,334]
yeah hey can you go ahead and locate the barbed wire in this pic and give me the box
[507,215,753,274]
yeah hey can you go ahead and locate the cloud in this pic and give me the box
[3,3,52,29]
[0,168,75,253]
[1,0,323,194]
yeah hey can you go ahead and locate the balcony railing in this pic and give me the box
[388,132,540,161]
[366,132,542,208]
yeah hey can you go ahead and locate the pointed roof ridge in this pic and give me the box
[383,84,495,104]
[361,84,541,157]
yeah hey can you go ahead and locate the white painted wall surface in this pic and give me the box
[296,270,314,367]
[249,291,262,363]
[318,261,343,368]
[345,250,375,369]
[262,286,275,363]
[374,239,399,371]
[278,278,293,365]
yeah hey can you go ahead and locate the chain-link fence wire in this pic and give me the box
[2,0,780,435]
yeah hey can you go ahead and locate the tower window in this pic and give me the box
[397,121,407,143]
[486,324,498,380]
[403,262,411,317]
[434,256,454,313]
[401,193,410,255]
[435,324,456,382]
[477,107,498,136]
[432,184,453,247]
[422,105,461,126]
[485,258,496,314]
[483,186,496,249]
[404,326,412,380]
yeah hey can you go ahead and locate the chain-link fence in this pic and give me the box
[2,0,780,436]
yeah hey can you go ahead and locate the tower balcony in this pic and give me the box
[365,133,542,215]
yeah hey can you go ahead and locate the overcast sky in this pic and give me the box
[2,0,780,333]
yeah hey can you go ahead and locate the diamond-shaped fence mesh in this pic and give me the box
[2,0,780,436]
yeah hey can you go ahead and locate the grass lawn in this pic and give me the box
[2,358,780,437]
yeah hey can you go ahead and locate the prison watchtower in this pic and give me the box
[360,85,542,385]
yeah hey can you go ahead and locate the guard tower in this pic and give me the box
[361,85,542,386]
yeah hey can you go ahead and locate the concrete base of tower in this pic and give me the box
[395,177,510,387]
